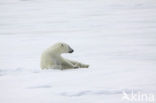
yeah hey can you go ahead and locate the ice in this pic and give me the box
[0,0,156,103]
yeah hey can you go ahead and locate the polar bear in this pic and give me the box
[40,42,89,70]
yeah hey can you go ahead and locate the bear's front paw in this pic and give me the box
[73,64,80,69]
[86,65,89,68]
[82,64,89,68]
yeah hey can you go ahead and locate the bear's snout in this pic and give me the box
[69,49,74,53]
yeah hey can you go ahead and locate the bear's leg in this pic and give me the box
[61,59,79,69]
[66,59,89,68]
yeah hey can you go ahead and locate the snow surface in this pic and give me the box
[0,0,156,103]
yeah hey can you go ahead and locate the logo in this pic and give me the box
[122,90,155,102]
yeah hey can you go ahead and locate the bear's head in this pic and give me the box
[52,42,74,54]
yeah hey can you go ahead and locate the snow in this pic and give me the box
[0,0,156,103]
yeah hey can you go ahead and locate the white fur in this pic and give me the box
[40,42,89,70]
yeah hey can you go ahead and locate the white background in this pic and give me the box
[0,0,156,103]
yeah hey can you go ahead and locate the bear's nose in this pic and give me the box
[69,49,74,53]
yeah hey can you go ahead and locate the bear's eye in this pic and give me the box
[61,44,64,47]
